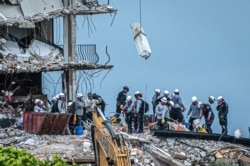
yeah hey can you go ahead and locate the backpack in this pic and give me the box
[141,99,149,113]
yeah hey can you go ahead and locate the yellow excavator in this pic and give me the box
[91,107,132,166]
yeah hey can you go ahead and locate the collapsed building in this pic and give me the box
[0,0,115,124]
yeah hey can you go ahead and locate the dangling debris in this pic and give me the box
[131,22,151,60]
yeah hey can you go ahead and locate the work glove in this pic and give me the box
[119,105,123,109]
[161,118,165,124]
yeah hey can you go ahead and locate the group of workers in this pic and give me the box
[32,92,105,134]
[116,86,229,135]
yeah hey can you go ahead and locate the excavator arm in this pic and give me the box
[91,107,131,166]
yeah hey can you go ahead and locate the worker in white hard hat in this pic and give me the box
[216,96,229,135]
[208,96,215,104]
[51,96,59,113]
[75,93,84,126]
[122,95,134,134]
[151,88,161,115]
[57,92,66,113]
[171,89,186,112]
[33,99,41,112]
[155,97,168,129]
[84,92,97,121]
[186,96,202,131]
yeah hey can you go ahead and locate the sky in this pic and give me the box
[49,0,250,138]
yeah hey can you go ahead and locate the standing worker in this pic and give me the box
[84,92,96,121]
[186,96,201,131]
[75,93,85,126]
[171,89,186,112]
[115,86,129,118]
[134,91,144,133]
[151,89,161,115]
[58,93,66,113]
[122,95,134,134]
[155,97,168,130]
[216,96,229,135]
[198,102,214,133]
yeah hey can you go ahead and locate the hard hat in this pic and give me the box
[164,90,169,95]
[67,102,73,107]
[161,97,168,103]
[134,91,141,95]
[209,96,215,101]
[55,94,59,99]
[217,96,223,101]
[174,89,179,93]
[76,93,83,98]
[34,99,40,104]
[169,101,174,107]
[155,89,160,93]
[126,95,132,101]
[52,96,57,101]
[191,96,197,102]
[123,86,129,92]
[40,100,44,105]
[198,101,203,108]
[59,93,65,97]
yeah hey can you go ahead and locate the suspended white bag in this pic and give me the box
[131,23,151,60]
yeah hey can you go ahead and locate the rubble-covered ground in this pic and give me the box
[0,126,250,166]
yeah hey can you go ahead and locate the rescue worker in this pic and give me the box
[151,88,161,115]
[134,91,144,133]
[198,101,215,133]
[75,93,84,126]
[50,96,58,113]
[39,100,47,112]
[208,96,215,104]
[155,97,168,129]
[67,101,75,134]
[171,89,186,112]
[33,99,41,112]
[84,92,96,121]
[58,93,66,113]
[216,96,229,135]
[159,90,171,102]
[186,96,201,131]
[122,95,134,134]
[93,93,106,115]
[115,86,129,118]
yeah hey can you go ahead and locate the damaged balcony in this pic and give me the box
[0,0,117,28]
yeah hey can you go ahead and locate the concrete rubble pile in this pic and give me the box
[0,125,249,165]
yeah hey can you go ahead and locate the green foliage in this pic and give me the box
[0,146,77,166]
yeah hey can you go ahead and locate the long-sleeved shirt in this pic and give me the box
[58,99,66,113]
[123,101,134,113]
[84,98,96,113]
[187,103,201,118]
[33,105,41,112]
[171,95,185,110]
[201,104,214,119]
[155,103,167,119]
[75,100,84,115]
[134,99,143,113]
[216,101,228,117]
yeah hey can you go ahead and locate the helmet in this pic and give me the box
[67,102,73,107]
[76,93,83,98]
[169,101,174,107]
[217,96,223,101]
[52,96,57,101]
[155,89,160,93]
[134,91,141,95]
[59,93,65,97]
[164,90,169,95]
[198,101,203,108]
[191,96,197,102]
[126,95,132,101]
[161,97,168,103]
[34,99,40,104]
[209,96,215,101]
[174,89,179,93]
[123,86,129,92]
[40,100,44,105]
[55,94,59,99]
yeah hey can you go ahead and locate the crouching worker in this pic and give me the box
[122,96,134,134]
[198,102,214,133]
[155,97,168,129]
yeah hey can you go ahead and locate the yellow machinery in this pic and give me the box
[91,107,132,166]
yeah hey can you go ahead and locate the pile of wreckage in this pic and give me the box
[0,119,249,166]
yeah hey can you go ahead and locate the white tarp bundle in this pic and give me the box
[131,22,151,60]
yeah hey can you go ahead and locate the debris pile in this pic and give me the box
[0,125,249,165]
